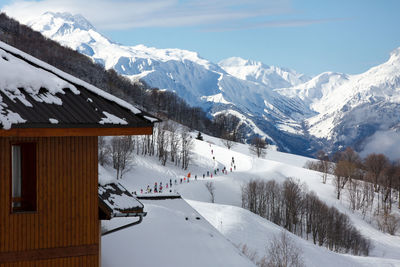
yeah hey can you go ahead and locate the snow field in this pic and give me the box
[101,133,400,266]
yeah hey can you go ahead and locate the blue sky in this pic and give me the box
[1,0,400,75]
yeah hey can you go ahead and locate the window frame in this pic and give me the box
[10,142,38,214]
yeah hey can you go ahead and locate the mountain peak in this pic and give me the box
[27,11,95,37]
[388,47,400,63]
[219,57,309,88]
[43,12,95,31]
[219,57,264,68]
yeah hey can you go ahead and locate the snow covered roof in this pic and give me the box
[99,183,145,220]
[0,41,158,131]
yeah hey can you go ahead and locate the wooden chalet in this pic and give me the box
[0,41,157,266]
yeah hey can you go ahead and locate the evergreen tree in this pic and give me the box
[196,131,204,141]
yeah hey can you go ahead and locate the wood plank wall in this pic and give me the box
[0,136,99,266]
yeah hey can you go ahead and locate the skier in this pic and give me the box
[211,173,213,178]
[207,171,209,177]
[170,179,172,187]
[154,182,158,193]
[203,174,205,179]
[180,178,183,184]
[159,183,163,193]
[230,167,232,172]
[234,165,236,170]
[195,175,197,180]
[140,189,143,194]
[175,179,178,185]
[166,183,169,189]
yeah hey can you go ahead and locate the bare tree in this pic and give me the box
[181,129,194,170]
[111,136,134,179]
[364,153,389,192]
[249,137,268,158]
[377,212,400,235]
[346,178,360,211]
[221,132,236,149]
[333,160,350,199]
[283,178,304,234]
[237,243,258,263]
[169,127,179,165]
[98,136,110,166]
[394,161,400,209]
[266,231,305,267]
[316,150,331,184]
[205,181,216,203]
[155,122,169,166]
[385,214,400,235]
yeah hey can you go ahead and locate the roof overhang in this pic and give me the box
[0,126,153,137]
[98,183,145,220]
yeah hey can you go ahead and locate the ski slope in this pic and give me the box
[101,133,400,267]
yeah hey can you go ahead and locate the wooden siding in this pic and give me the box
[0,137,99,266]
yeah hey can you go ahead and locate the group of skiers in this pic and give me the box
[138,144,238,195]
[140,174,191,194]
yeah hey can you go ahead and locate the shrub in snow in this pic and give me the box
[376,212,400,235]
[264,231,304,267]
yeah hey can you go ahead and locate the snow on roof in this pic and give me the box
[99,183,144,217]
[0,41,158,129]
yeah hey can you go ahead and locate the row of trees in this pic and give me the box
[241,178,371,256]
[307,148,400,234]
[98,122,195,179]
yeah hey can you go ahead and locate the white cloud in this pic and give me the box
[360,130,400,161]
[1,0,318,31]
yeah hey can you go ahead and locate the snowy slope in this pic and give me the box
[99,131,400,267]
[23,12,316,155]
[188,201,400,267]
[102,198,255,267]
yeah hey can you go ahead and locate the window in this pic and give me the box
[11,143,37,212]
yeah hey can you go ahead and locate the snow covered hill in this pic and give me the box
[99,132,400,267]
[21,11,400,158]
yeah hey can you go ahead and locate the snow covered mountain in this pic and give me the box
[25,12,316,154]
[276,50,400,156]
[219,57,310,89]
[24,12,400,158]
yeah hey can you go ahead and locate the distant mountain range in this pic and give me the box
[24,12,400,158]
